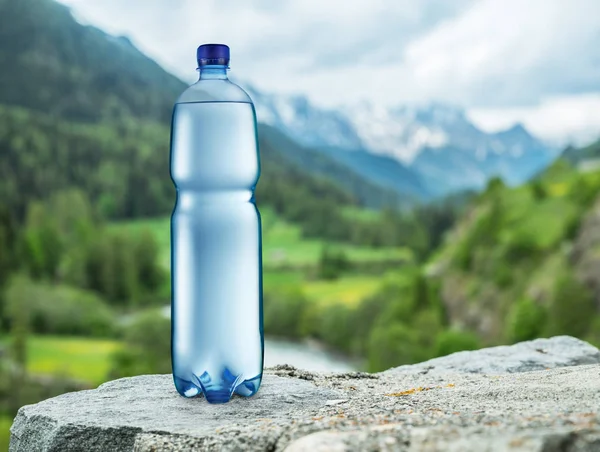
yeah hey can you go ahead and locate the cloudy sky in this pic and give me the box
[57,0,600,145]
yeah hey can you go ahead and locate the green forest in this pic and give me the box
[1,0,600,448]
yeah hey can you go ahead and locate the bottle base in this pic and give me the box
[174,369,261,404]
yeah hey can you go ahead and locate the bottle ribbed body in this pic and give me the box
[170,91,263,403]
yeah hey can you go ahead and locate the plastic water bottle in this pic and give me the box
[170,44,263,403]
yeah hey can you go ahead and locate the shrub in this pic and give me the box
[453,235,474,270]
[412,272,430,312]
[484,176,506,195]
[4,275,31,368]
[318,246,350,280]
[367,322,420,372]
[530,180,547,200]
[569,177,598,207]
[348,292,389,355]
[83,228,165,306]
[492,260,514,288]
[546,272,595,338]
[21,202,63,280]
[353,271,444,362]
[109,311,170,378]
[315,302,355,353]
[453,213,496,271]
[375,280,415,326]
[503,230,541,262]
[5,276,115,337]
[373,270,439,324]
[133,228,166,294]
[564,214,583,240]
[434,329,480,357]
[263,287,308,339]
[89,231,138,304]
[413,309,443,353]
[584,316,600,348]
[506,297,547,343]
[0,204,21,295]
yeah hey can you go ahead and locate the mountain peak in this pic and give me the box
[505,122,528,135]
[409,102,466,126]
[115,35,135,48]
[494,122,535,142]
[242,85,554,196]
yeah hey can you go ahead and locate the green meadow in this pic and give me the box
[0,336,120,386]
[109,206,412,312]
[110,206,412,271]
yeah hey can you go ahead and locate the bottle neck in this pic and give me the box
[198,65,228,80]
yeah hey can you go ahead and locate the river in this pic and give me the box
[160,306,358,372]
[264,337,358,372]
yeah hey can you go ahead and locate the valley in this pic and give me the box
[0,0,599,446]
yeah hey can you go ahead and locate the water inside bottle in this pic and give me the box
[170,101,263,403]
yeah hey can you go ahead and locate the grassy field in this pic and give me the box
[0,415,11,451]
[1,336,120,386]
[264,271,383,307]
[263,270,304,290]
[110,207,407,312]
[111,207,412,271]
[302,275,382,306]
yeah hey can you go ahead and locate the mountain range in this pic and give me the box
[1,0,559,209]
[247,86,558,197]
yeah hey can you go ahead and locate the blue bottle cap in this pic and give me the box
[197,44,230,67]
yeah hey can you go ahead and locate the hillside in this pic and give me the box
[0,0,559,214]
[288,146,600,373]
[562,138,600,167]
[0,0,186,123]
[0,104,365,229]
[319,145,430,202]
[0,0,408,229]
[0,105,173,220]
[258,125,402,208]
[428,155,600,345]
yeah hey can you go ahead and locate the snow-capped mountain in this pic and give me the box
[246,85,556,197]
[247,86,363,150]
[247,86,430,200]
[409,118,555,194]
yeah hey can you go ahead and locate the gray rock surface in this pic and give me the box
[9,336,600,452]
[387,335,600,375]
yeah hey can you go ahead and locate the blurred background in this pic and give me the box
[1,0,600,447]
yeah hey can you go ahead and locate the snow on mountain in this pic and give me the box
[344,101,449,162]
[246,86,363,150]
[350,102,547,166]
[245,84,556,196]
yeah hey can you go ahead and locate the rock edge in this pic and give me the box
[10,336,600,452]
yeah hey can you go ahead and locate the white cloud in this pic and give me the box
[404,0,600,107]
[468,94,600,146]
[56,0,472,84]
[56,0,600,142]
